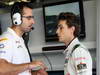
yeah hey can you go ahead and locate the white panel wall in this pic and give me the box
[0,13,12,32]
[96,0,100,74]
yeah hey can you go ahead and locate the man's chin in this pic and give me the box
[58,39,65,43]
[26,29,32,32]
[59,39,63,42]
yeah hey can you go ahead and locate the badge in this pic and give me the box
[77,62,87,70]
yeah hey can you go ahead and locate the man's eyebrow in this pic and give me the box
[58,24,61,26]
[58,24,62,27]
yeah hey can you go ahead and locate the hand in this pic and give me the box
[37,69,48,75]
[32,69,48,75]
[29,60,47,70]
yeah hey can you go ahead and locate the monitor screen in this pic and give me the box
[43,0,86,42]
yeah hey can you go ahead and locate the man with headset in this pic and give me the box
[56,12,92,75]
[0,2,48,75]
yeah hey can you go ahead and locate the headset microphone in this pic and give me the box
[31,27,34,30]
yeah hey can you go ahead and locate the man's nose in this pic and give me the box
[31,18,35,24]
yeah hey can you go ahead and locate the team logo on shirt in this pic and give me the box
[16,41,20,43]
[0,38,8,42]
[65,58,69,63]
[15,40,23,48]
[0,44,5,48]
[77,62,87,71]
[16,42,22,48]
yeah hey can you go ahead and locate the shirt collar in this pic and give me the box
[63,38,80,54]
[7,27,23,40]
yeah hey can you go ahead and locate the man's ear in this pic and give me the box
[71,26,75,33]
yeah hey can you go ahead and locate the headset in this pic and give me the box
[11,2,35,30]
[11,2,22,25]
[12,13,22,25]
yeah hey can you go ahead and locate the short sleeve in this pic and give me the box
[72,47,92,75]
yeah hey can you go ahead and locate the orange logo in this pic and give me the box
[0,38,8,42]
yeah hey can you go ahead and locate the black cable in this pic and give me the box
[23,32,32,62]
[42,52,53,71]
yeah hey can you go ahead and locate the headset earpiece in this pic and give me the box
[12,13,22,25]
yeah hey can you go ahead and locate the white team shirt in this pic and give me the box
[63,38,92,75]
[0,27,31,75]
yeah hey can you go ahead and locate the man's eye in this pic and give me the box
[22,16,34,20]
[57,24,64,30]
[27,17,31,20]
[59,26,63,29]
[57,26,63,30]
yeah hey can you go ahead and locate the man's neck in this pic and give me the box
[65,36,75,46]
[11,25,24,37]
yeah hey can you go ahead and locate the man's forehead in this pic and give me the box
[59,20,67,23]
[58,21,66,26]
[23,7,32,15]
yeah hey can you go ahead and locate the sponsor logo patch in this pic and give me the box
[16,41,20,43]
[0,38,8,42]
[77,62,87,70]
[66,73,70,75]
[17,45,22,48]
[0,51,6,53]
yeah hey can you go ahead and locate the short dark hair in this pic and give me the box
[58,12,80,37]
[11,2,33,19]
